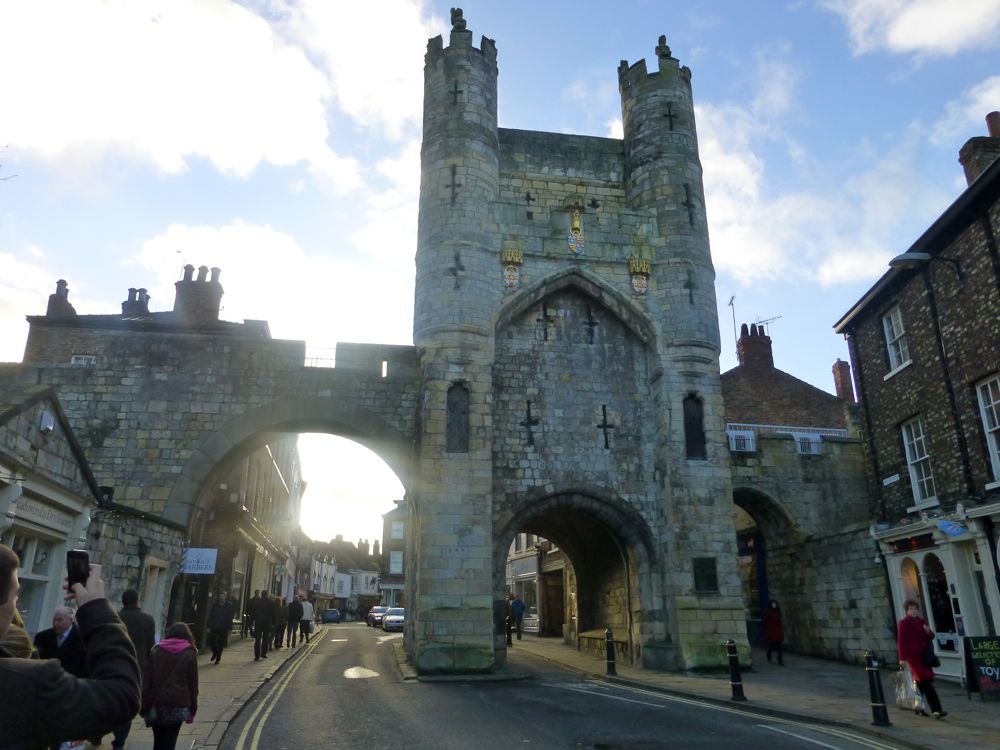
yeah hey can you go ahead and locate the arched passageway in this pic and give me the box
[494,489,657,665]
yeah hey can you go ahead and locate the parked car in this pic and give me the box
[367,606,388,627]
[381,607,404,632]
[321,608,342,624]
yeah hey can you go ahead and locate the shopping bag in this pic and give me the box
[893,664,929,714]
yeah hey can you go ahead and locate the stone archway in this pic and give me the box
[733,487,798,646]
[494,485,658,666]
[166,395,417,528]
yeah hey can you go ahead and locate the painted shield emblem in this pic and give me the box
[503,264,520,289]
[568,230,585,255]
[631,274,648,295]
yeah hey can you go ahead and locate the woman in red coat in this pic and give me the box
[898,599,946,718]
[762,599,785,665]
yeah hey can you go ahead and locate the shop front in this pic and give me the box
[876,512,1000,682]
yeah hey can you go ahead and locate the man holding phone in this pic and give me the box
[0,543,140,747]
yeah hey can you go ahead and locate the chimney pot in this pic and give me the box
[736,321,774,368]
[197,265,209,282]
[210,267,221,283]
[987,111,1000,138]
[183,264,195,281]
[127,288,137,302]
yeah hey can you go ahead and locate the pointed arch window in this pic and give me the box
[446,383,470,453]
[684,394,706,460]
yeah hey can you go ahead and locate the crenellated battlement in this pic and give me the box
[618,35,691,94]
[424,8,496,68]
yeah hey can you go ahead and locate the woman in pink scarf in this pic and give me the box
[141,622,199,749]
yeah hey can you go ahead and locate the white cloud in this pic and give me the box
[128,218,413,351]
[930,76,1000,146]
[821,0,1000,57]
[271,0,447,141]
[0,1,359,188]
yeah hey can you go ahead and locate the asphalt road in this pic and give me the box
[221,622,908,750]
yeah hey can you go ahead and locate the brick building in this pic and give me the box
[379,500,407,608]
[721,324,894,661]
[835,113,1000,680]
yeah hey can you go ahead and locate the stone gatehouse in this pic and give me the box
[6,13,892,674]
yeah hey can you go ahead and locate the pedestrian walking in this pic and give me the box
[142,621,199,750]
[299,597,315,644]
[242,590,260,639]
[898,599,947,719]
[510,593,526,640]
[206,590,236,664]
[273,595,288,650]
[763,599,785,665]
[287,594,303,647]
[113,588,157,749]
[253,592,275,661]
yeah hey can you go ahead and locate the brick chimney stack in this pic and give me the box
[736,323,773,369]
[832,358,854,401]
[45,279,77,318]
[173,264,224,325]
[959,111,1000,186]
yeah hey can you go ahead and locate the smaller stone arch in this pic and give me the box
[165,396,415,528]
[494,267,657,348]
[494,483,659,665]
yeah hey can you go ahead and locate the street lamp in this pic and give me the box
[889,251,963,280]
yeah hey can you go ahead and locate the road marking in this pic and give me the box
[758,725,846,749]
[343,666,380,679]
[543,681,902,750]
[329,638,348,642]
[233,634,322,750]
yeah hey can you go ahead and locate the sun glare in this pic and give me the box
[296,433,404,546]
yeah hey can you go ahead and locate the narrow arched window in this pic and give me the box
[446,383,470,453]
[684,394,706,460]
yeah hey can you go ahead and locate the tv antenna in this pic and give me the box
[754,315,783,335]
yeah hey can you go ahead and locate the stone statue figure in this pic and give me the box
[451,8,466,31]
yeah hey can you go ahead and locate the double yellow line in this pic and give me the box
[233,629,324,750]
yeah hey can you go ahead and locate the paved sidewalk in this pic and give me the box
[506,636,1000,750]
[109,628,316,750]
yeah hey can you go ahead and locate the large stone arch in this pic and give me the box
[732,486,798,540]
[495,267,658,350]
[165,395,416,527]
[493,484,659,665]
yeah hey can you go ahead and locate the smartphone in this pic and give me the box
[66,549,90,589]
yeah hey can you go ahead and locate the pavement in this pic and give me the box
[105,625,1000,750]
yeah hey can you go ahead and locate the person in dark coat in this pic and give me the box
[273,595,288,650]
[287,594,303,647]
[0,545,140,748]
[243,590,260,639]
[206,590,236,664]
[762,599,785,665]
[510,593,526,640]
[898,599,947,718]
[253,592,275,661]
[112,588,157,749]
[142,621,199,750]
[34,605,89,677]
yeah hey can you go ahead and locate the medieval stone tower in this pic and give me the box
[410,10,745,673]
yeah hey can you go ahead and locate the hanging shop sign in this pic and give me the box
[180,547,218,575]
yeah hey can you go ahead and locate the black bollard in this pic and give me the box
[606,627,617,676]
[865,650,892,727]
[506,615,513,646]
[725,640,747,701]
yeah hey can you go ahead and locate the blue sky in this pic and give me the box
[2,1,999,542]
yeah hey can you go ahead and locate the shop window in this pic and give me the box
[900,557,926,614]
[923,554,957,650]
[902,417,936,505]
[882,305,910,373]
[977,374,1000,482]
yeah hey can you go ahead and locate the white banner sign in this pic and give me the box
[181,547,218,574]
